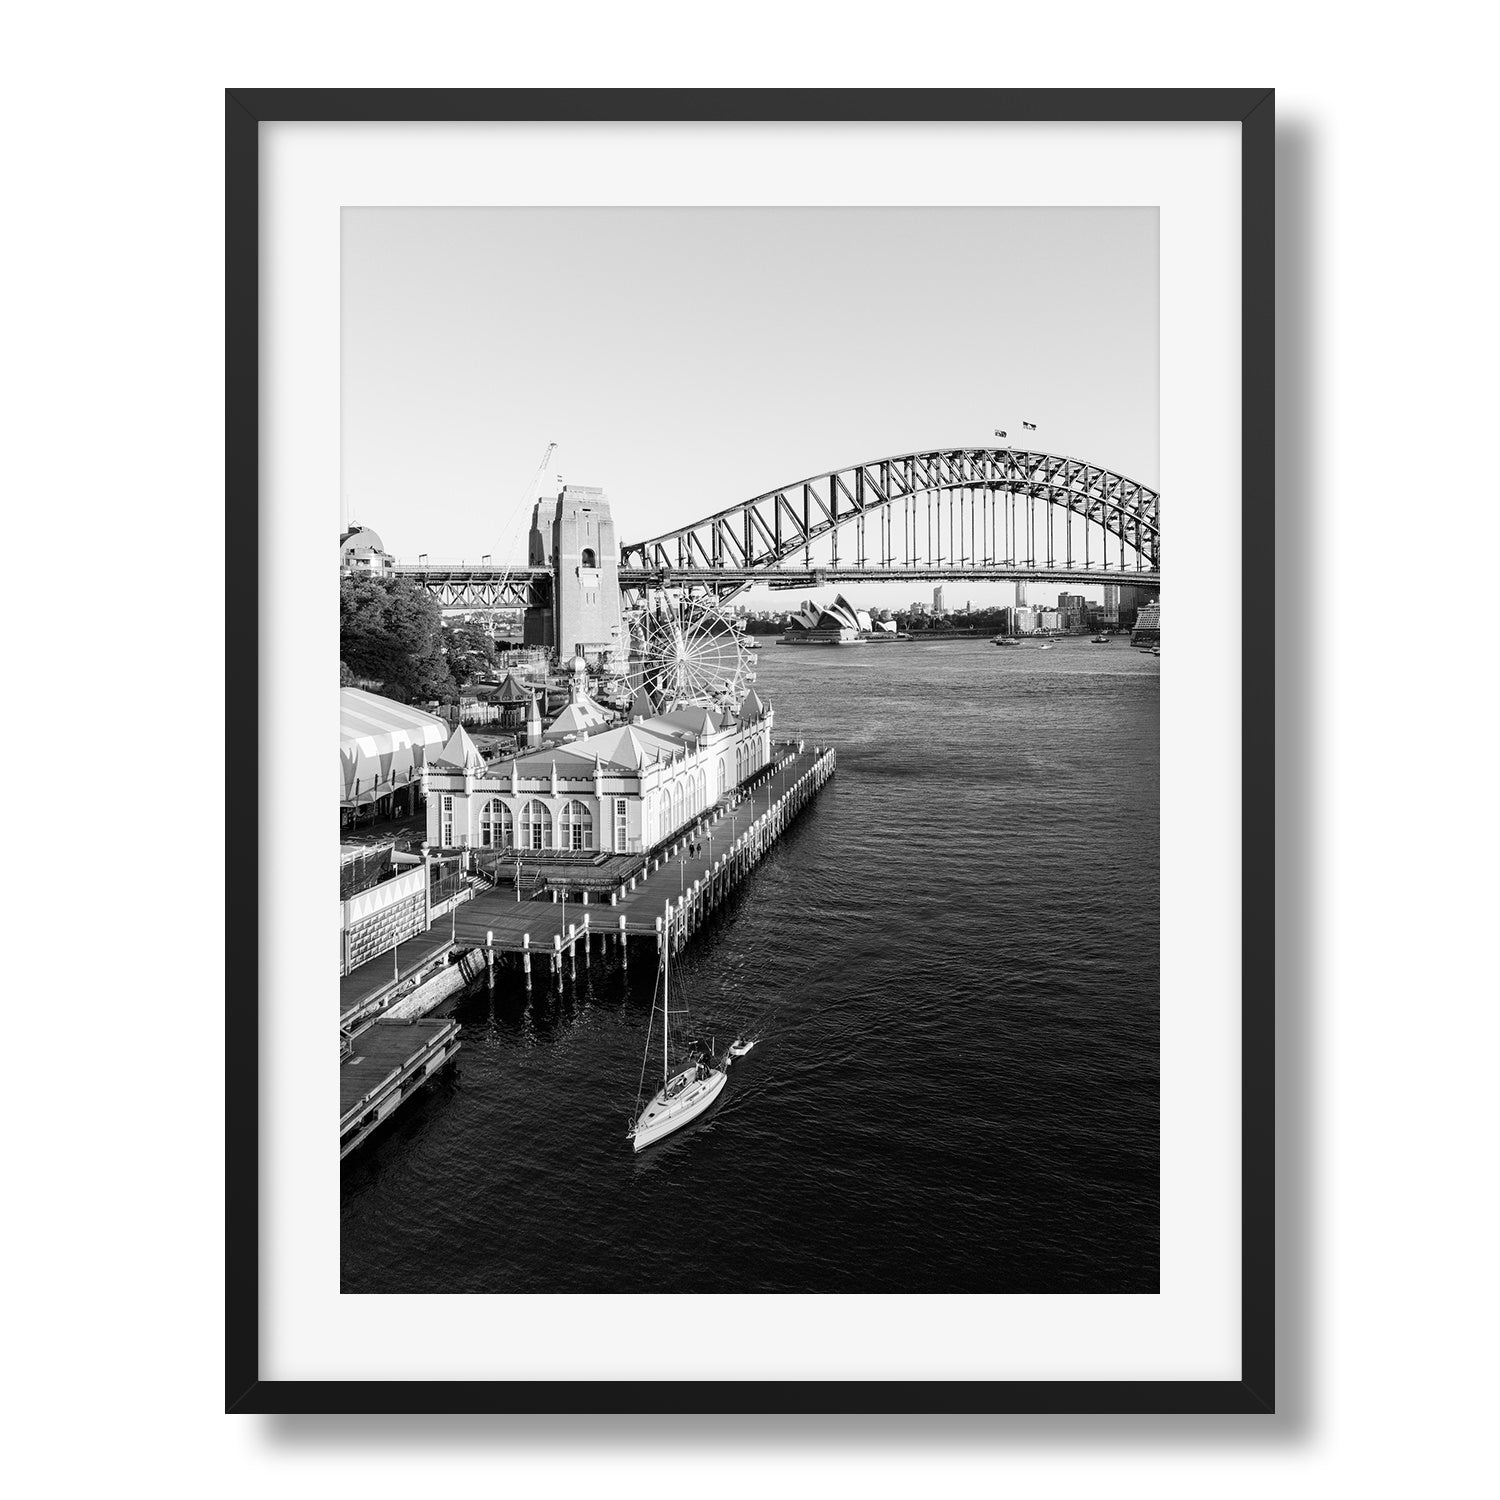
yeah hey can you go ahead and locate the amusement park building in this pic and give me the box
[340,688,452,826]
[423,688,775,857]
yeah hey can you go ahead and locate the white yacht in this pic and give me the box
[628,937,726,1152]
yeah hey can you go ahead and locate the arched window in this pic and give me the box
[580,547,596,568]
[717,760,726,801]
[479,799,513,849]
[560,800,594,851]
[696,770,706,815]
[672,780,684,830]
[521,799,552,851]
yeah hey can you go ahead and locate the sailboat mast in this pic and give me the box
[663,925,671,1085]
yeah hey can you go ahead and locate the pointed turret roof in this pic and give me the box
[740,687,768,720]
[628,684,658,721]
[509,722,679,775]
[494,670,531,704]
[543,695,612,741]
[432,722,486,773]
[649,704,717,738]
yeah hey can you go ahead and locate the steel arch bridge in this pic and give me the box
[391,447,1160,611]
[618,447,1159,595]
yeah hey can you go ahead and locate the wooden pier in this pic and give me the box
[337,741,835,1156]
[448,742,837,979]
[340,1015,461,1159]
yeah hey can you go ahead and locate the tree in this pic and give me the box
[442,619,500,692]
[339,574,456,702]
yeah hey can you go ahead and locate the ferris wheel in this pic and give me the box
[634,594,758,711]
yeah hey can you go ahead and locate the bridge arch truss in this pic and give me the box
[620,447,1159,586]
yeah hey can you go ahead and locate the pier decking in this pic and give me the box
[336,741,835,1156]
[340,1015,461,1158]
[339,926,454,1019]
[451,743,837,977]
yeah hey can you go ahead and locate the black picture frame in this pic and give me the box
[226,87,1274,1416]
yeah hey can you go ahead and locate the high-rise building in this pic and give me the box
[933,586,946,613]
[1104,583,1146,631]
[1015,581,1028,609]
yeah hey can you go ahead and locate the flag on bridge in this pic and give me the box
[1022,420,1037,431]
[994,429,1007,439]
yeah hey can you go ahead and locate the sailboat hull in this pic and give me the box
[631,1065,727,1152]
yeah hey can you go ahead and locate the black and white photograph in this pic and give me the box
[10,15,1500,1495]
[335,205,1162,1296]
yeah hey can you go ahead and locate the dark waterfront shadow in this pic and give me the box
[1269,112,1319,1441]
[290,128,1319,1450]
[266,1408,1291,1449]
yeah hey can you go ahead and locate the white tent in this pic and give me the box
[339,689,449,805]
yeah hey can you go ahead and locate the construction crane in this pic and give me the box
[489,441,557,576]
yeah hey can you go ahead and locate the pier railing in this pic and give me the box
[448,742,838,986]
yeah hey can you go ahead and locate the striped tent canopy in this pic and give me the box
[340,688,450,804]
[493,670,533,704]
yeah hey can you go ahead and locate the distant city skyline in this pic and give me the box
[343,205,1159,612]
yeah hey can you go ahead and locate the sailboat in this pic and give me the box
[628,933,727,1152]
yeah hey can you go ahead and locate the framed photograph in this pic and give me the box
[227,88,1274,1413]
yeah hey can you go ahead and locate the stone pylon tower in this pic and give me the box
[523,485,627,668]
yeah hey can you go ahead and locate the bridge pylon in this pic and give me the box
[525,485,627,668]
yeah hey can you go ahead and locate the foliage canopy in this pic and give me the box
[339,574,457,702]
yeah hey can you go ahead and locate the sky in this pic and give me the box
[342,207,1157,610]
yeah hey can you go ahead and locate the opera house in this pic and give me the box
[781,593,871,644]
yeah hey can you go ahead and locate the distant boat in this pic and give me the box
[1091,634,1110,643]
[628,935,726,1152]
[1151,645,1161,656]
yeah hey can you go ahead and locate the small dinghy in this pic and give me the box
[728,1039,756,1058]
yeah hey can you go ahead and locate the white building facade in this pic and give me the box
[424,693,774,857]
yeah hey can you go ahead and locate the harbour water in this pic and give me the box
[341,638,1159,1294]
